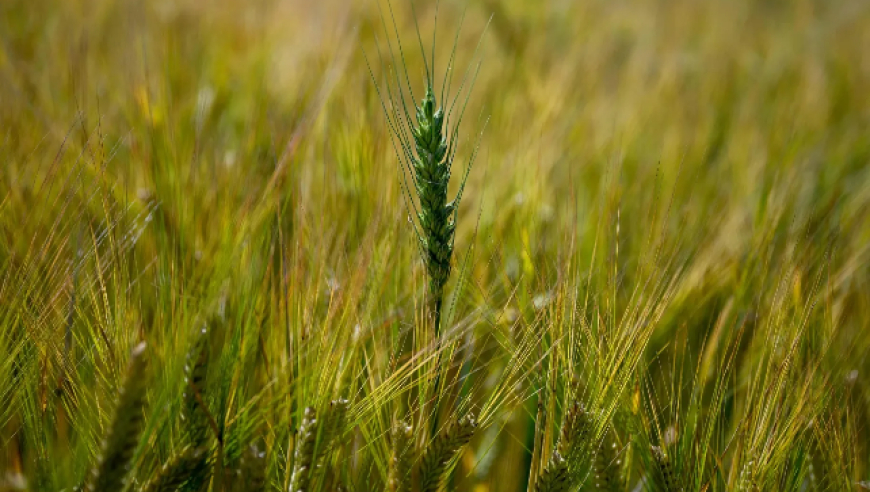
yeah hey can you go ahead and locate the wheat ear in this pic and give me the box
[289,407,318,492]
[735,457,757,492]
[650,445,681,492]
[140,446,207,492]
[410,85,456,330]
[418,415,477,492]
[85,342,149,492]
[557,402,594,466]
[234,445,267,492]
[535,402,594,492]
[532,451,570,492]
[593,432,623,491]
[388,421,413,492]
[317,399,349,463]
[183,325,211,447]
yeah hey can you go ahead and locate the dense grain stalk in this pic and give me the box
[411,85,454,331]
[85,342,149,492]
[418,415,477,492]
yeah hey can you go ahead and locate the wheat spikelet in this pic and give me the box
[418,415,477,492]
[183,324,210,447]
[533,451,570,492]
[289,407,318,492]
[85,342,149,492]
[388,421,413,492]
[140,446,207,492]
[650,445,681,492]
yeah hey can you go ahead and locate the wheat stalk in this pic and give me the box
[85,342,149,492]
[410,85,455,330]
[418,415,477,492]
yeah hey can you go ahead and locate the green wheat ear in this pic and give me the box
[535,401,594,492]
[289,407,318,492]
[557,401,595,467]
[650,445,681,492]
[533,451,570,492]
[183,324,211,447]
[364,2,488,333]
[316,398,349,464]
[593,431,623,491]
[417,415,477,492]
[140,446,208,492]
[388,420,413,492]
[412,84,454,330]
[85,342,149,492]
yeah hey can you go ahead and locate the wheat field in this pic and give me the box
[1,0,870,491]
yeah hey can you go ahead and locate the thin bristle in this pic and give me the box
[418,415,477,492]
[85,342,149,492]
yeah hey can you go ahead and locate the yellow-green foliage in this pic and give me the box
[1,0,869,491]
